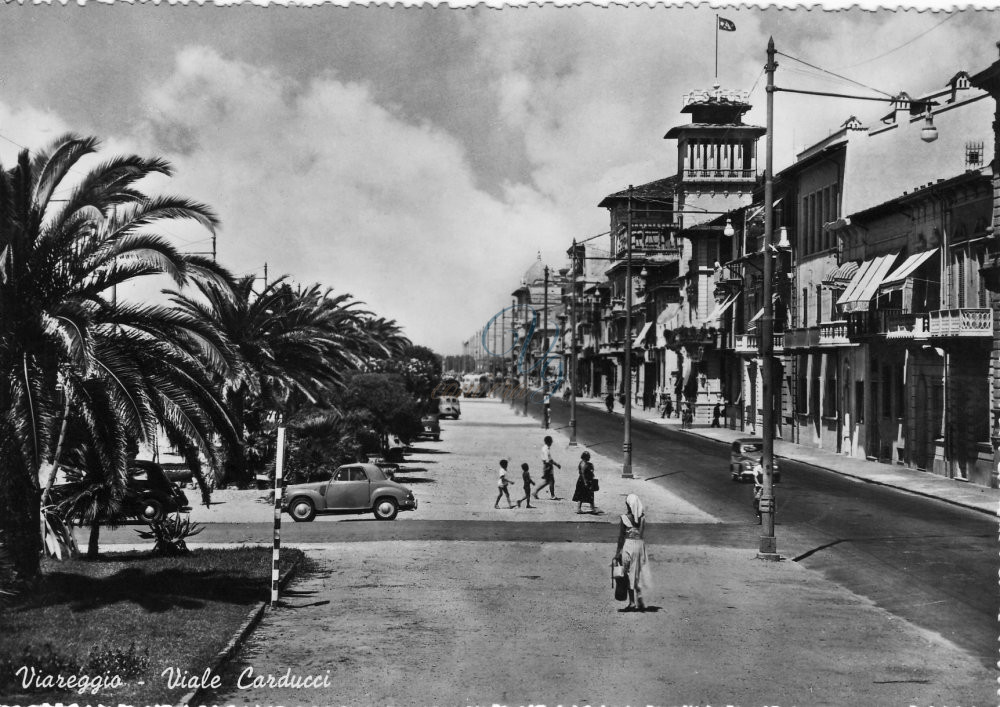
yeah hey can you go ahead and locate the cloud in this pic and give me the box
[131,45,573,353]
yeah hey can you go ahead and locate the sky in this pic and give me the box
[3,4,1000,354]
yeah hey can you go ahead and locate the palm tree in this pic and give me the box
[0,134,236,583]
[169,276,410,485]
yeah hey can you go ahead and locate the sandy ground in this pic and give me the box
[203,541,995,707]
[189,398,718,526]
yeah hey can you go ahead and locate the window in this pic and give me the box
[349,468,369,481]
[334,468,350,482]
[802,288,809,327]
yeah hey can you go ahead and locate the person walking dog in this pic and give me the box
[534,436,561,499]
[495,459,515,509]
[516,463,536,508]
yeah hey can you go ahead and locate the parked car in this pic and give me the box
[419,413,441,441]
[49,459,191,523]
[729,438,781,483]
[439,396,461,419]
[283,463,417,522]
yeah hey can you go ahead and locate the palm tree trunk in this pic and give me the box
[41,390,73,505]
[87,522,101,559]
[0,450,42,588]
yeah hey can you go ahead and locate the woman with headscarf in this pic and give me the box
[572,451,597,514]
[613,494,650,611]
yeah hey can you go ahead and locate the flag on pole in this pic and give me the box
[718,16,736,31]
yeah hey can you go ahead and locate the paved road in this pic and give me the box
[542,396,998,669]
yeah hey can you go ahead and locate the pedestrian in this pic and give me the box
[712,402,722,428]
[613,493,651,612]
[642,390,652,411]
[605,392,615,413]
[534,435,561,499]
[516,463,535,508]
[572,451,597,514]
[661,393,673,419]
[495,459,515,509]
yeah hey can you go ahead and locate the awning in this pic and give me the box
[706,292,741,321]
[879,249,938,294]
[823,260,860,286]
[836,252,899,313]
[749,307,764,323]
[634,321,654,347]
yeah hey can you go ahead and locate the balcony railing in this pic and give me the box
[928,308,993,337]
[819,321,851,345]
[682,168,755,183]
[877,310,929,338]
[734,333,783,353]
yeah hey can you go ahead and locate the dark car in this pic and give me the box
[50,459,191,523]
[729,438,781,483]
[419,413,441,441]
[282,463,417,522]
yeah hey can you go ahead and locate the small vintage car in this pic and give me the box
[439,396,461,419]
[419,413,441,441]
[729,438,781,483]
[282,463,417,522]
[49,459,191,523]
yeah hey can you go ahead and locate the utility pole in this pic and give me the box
[543,265,549,428]
[759,37,780,560]
[569,240,579,446]
[623,186,634,478]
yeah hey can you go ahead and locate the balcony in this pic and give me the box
[819,321,852,345]
[613,225,682,261]
[928,308,993,337]
[877,310,929,339]
[735,333,783,354]
[682,168,755,183]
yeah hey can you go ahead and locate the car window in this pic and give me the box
[349,468,368,481]
[333,468,350,482]
[130,469,149,481]
[741,444,762,453]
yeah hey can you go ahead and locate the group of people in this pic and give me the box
[493,437,652,613]
[494,436,600,514]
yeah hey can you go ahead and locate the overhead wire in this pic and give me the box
[837,12,958,70]
[777,50,894,97]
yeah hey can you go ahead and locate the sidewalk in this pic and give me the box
[576,396,1000,517]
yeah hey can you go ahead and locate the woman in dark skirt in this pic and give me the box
[573,451,597,514]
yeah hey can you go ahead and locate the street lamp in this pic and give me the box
[760,37,939,560]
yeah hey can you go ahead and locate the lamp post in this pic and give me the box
[759,38,779,560]
[568,249,579,446]
[623,186,635,478]
[759,37,938,560]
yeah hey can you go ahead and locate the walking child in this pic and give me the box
[533,435,562,499]
[516,463,536,508]
[495,459,515,509]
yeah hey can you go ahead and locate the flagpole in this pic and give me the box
[715,14,719,81]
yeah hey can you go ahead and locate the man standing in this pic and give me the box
[533,435,561,500]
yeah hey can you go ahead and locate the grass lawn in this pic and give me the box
[0,546,303,706]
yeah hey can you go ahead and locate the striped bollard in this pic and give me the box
[270,425,286,608]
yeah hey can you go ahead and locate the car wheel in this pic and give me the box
[288,498,316,522]
[140,498,166,523]
[433,434,440,441]
[373,497,398,521]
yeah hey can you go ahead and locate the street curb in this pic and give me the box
[176,551,304,707]
[578,399,999,519]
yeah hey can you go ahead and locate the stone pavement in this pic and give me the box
[575,395,1000,517]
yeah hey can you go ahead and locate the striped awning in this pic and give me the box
[837,252,899,313]
[879,249,938,294]
[634,321,654,348]
[706,292,741,322]
[823,260,860,286]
